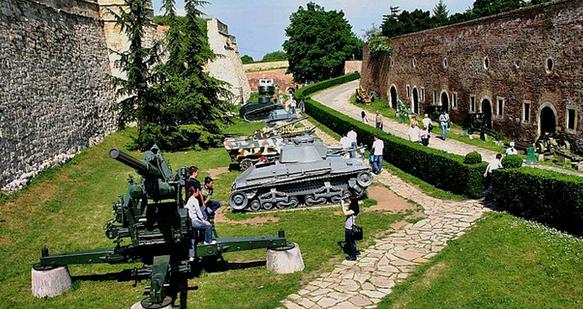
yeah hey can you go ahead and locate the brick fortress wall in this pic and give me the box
[360,0,583,146]
[0,0,116,190]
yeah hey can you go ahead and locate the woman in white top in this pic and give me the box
[185,185,215,260]
[341,191,360,261]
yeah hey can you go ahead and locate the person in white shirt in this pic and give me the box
[340,135,352,149]
[371,135,384,174]
[483,153,503,199]
[408,122,421,143]
[347,129,358,158]
[422,114,432,132]
[290,99,297,114]
[185,184,215,260]
[505,141,518,155]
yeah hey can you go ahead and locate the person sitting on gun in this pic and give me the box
[186,183,215,261]
[202,176,221,216]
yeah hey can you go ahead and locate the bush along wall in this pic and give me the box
[492,168,583,236]
[295,72,360,99]
[305,97,486,198]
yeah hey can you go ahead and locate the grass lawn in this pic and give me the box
[0,120,405,308]
[351,95,505,154]
[379,212,583,308]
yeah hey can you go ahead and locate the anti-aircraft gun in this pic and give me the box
[33,145,288,308]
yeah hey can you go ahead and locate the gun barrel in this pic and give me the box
[109,148,162,178]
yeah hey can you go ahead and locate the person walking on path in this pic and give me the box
[439,111,449,140]
[371,135,384,174]
[375,111,384,130]
[422,114,432,132]
[361,110,369,123]
[290,98,297,114]
[347,129,358,158]
[341,190,360,261]
[299,99,305,113]
[483,153,503,200]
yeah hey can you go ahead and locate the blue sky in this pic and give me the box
[152,0,474,60]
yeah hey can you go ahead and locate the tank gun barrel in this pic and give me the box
[109,148,162,178]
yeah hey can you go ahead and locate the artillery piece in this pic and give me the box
[228,136,374,212]
[32,145,289,308]
[535,132,583,162]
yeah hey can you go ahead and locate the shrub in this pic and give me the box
[464,151,483,164]
[492,168,583,236]
[502,155,523,168]
[295,72,360,99]
[305,97,486,198]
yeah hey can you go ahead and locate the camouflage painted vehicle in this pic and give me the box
[224,119,315,171]
[228,136,374,212]
[224,134,284,171]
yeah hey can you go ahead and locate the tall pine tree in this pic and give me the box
[111,0,163,150]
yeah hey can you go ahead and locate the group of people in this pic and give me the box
[184,166,222,261]
[360,110,384,131]
[408,114,432,146]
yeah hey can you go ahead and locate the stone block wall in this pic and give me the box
[246,69,295,93]
[344,60,362,74]
[206,18,251,105]
[360,0,583,145]
[0,0,116,190]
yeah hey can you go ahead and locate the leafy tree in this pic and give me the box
[111,0,162,150]
[241,55,254,64]
[382,9,432,38]
[432,0,449,27]
[362,23,382,42]
[283,2,361,82]
[472,0,523,17]
[261,50,287,62]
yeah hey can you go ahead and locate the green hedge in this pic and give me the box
[305,98,487,198]
[295,72,360,99]
[492,168,583,235]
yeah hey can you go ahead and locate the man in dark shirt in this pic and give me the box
[184,166,200,201]
[202,176,221,215]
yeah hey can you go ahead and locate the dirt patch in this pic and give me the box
[214,207,280,225]
[365,185,415,213]
[206,166,230,179]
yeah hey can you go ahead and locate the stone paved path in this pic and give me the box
[281,122,489,309]
[312,80,583,177]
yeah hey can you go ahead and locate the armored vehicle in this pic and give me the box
[266,108,298,125]
[240,79,285,122]
[34,146,288,308]
[224,134,284,171]
[224,119,316,171]
[228,137,374,212]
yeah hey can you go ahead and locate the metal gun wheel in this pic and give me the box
[262,202,274,211]
[249,200,261,212]
[356,171,373,187]
[229,192,248,211]
[304,194,316,206]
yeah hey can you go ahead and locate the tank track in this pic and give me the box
[229,170,373,212]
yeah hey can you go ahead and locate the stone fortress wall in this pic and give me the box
[0,0,117,190]
[206,18,251,105]
[360,0,583,146]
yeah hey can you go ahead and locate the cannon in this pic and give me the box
[33,145,289,308]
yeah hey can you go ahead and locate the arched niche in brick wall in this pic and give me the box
[389,84,398,110]
[480,97,493,129]
[412,87,420,114]
[538,102,558,138]
[440,90,449,112]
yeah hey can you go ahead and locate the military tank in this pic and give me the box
[224,119,316,171]
[240,79,285,122]
[228,136,374,212]
[224,133,284,171]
